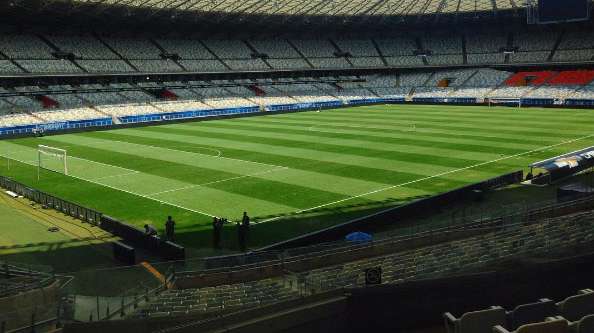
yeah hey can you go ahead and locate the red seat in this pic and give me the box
[548,70,594,86]
[505,71,556,86]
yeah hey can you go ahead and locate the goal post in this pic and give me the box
[38,145,68,179]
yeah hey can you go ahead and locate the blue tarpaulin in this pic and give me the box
[345,232,373,242]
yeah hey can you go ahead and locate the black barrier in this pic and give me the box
[113,241,136,265]
[261,170,524,250]
[100,215,160,250]
[100,215,185,260]
[162,241,185,261]
[0,176,185,259]
[0,176,102,225]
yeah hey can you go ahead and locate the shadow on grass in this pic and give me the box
[0,236,115,251]
[0,241,162,296]
[172,193,433,252]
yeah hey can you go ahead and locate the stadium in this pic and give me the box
[1,0,594,332]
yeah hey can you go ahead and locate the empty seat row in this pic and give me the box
[445,289,594,333]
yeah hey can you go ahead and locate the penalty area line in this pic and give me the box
[0,152,217,219]
[96,136,286,169]
[146,166,289,197]
[256,132,594,224]
[92,171,141,181]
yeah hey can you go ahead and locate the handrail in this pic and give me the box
[0,276,56,298]
[176,193,594,276]
[102,281,170,321]
[5,317,58,333]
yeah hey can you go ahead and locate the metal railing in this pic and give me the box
[177,193,594,277]
[0,176,102,225]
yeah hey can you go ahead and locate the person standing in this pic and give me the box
[241,212,250,227]
[241,212,250,250]
[165,216,176,241]
[212,217,222,249]
[237,221,246,252]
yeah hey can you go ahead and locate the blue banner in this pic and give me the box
[0,99,403,137]
[565,99,594,106]
[0,118,112,136]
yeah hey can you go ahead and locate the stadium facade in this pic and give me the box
[1,1,594,333]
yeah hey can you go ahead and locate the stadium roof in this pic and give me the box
[63,0,522,17]
[4,0,592,32]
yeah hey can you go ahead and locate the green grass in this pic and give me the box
[0,195,116,272]
[1,104,594,250]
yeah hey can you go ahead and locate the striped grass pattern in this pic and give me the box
[1,104,594,249]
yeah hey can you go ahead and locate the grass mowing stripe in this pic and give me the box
[0,145,218,218]
[345,106,594,127]
[10,139,345,211]
[274,107,593,137]
[0,159,209,229]
[232,117,546,149]
[342,110,594,133]
[349,105,594,121]
[174,123,508,166]
[259,129,594,223]
[153,124,491,167]
[83,131,445,192]
[181,121,531,158]
[238,115,563,145]
[12,137,240,185]
[122,127,501,180]
[284,113,589,138]
[3,143,302,220]
[70,131,434,195]
[3,104,594,250]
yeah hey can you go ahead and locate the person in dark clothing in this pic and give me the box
[241,212,250,248]
[212,217,222,249]
[144,224,158,236]
[237,222,246,252]
[241,212,250,227]
[165,216,176,241]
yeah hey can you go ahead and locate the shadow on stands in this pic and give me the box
[347,249,594,332]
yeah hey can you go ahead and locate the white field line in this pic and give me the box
[288,118,562,143]
[1,152,217,218]
[92,171,141,181]
[256,132,594,224]
[92,136,286,169]
[34,144,141,173]
[68,155,139,173]
[147,166,289,197]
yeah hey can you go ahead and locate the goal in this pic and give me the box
[38,145,68,178]
[487,97,522,108]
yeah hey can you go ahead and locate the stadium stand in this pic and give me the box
[548,71,594,85]
[465,31,507,65]
[3,66,594,129]
[126,205,594,320]
[0,263,60,332]
[135,278,300,317]
[554,31,594,62]
[505,71,557,86]
[525,86,580,99]
[425,69,477,87]
[3,1,594,332]
[444,289,594,333]
[0,30,592,76]
[400,72,431,87]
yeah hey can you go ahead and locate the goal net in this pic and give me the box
[487,98,522,108]
[38,145,68,176]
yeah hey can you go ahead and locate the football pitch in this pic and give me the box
[1,104,594,249]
